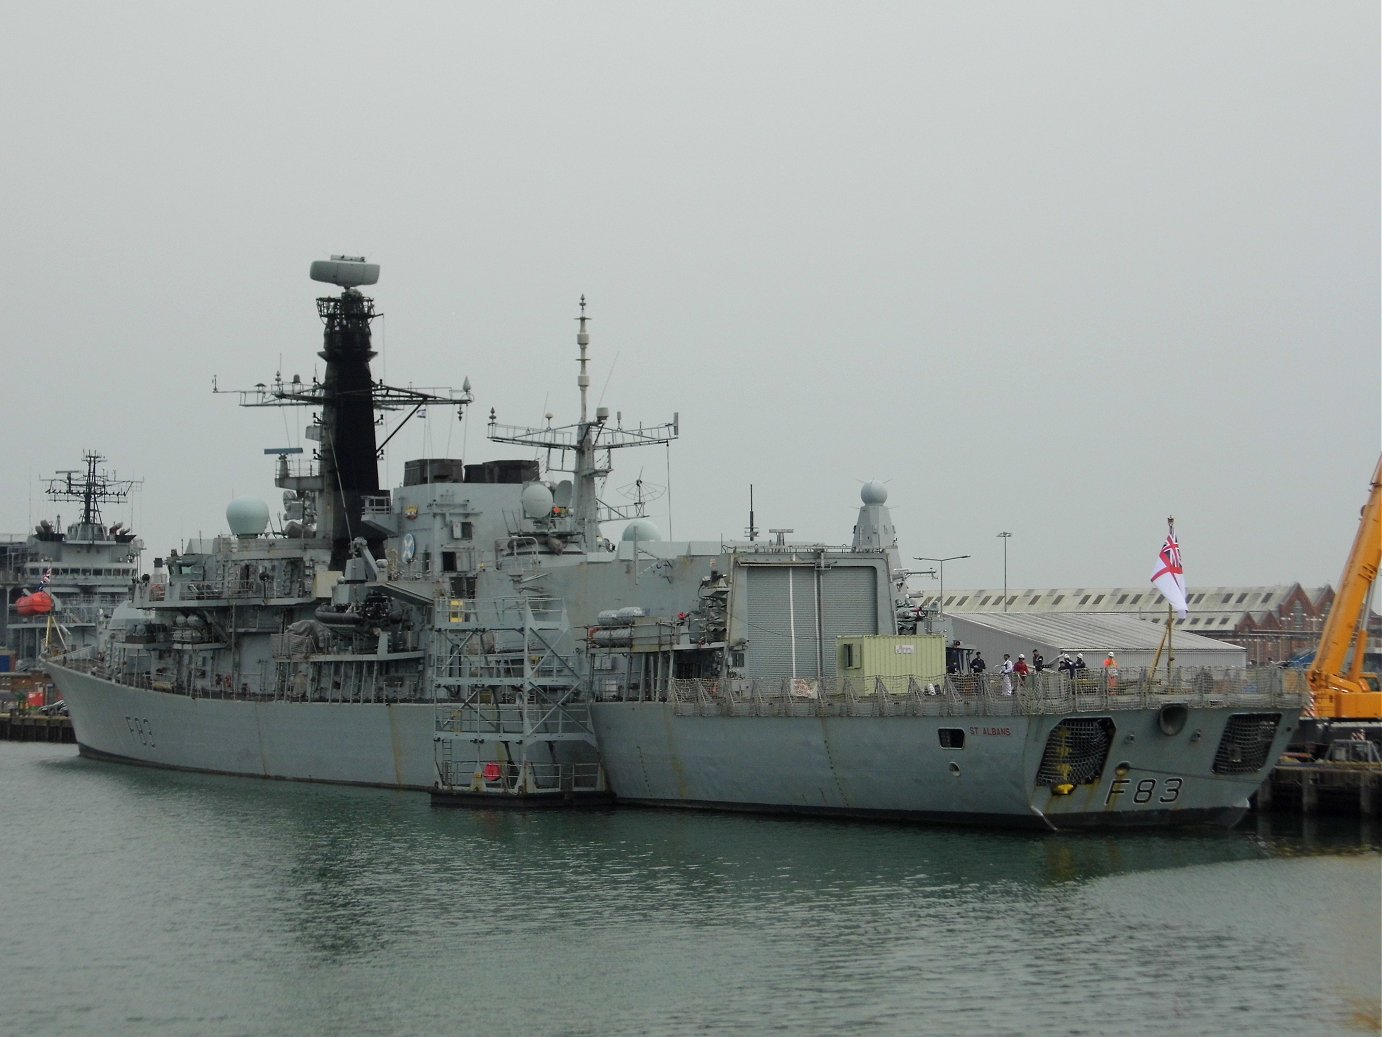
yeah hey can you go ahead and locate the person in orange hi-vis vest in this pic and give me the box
[1103,652,1120,689]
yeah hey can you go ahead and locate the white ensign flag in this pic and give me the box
[1150,530,1188,619]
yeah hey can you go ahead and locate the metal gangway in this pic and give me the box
[430,593,606,801]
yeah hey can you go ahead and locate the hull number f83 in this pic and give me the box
[1105,776,1182,805]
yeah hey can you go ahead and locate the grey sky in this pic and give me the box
[3,2,1377,593]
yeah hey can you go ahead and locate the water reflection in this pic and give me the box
[8,747,1379,1037]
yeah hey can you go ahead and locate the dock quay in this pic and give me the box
[0,712,75,743]
[1253,748,1382,818]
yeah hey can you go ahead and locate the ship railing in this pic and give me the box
[435,594,568,629]
[45,650,431,704]
[361,494,392,517]
[271,663,426,703]
[117,672,280,701]
[670,676,954,718]
[155,577,308,604]
[276,458,318,480]
[44,645,98,668]
[1016,666,1304,713]
[667,667,1304,718]
[436,700,594,737]
[523,760,603,793]
[50,599,116,628]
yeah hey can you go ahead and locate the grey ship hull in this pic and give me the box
[589,699,1294,830]
[50,660,441,789]
[51,655,1295,830]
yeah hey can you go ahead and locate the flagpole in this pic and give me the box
[1150,613,1170,678]
[1148,515,1183,683]
[1164,516,1175,684]
[1165,603,1173,683]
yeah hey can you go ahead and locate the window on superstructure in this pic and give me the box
[1093,595,1105,604]
[1118,595,1128,604]
[938,729,965,749]
[1052,595,1064,606]
[1080,595,1091,605]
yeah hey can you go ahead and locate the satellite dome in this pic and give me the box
[227,497,270,538]
[520,482,555,520]
[621,518,662,542]
[861,481,888,505]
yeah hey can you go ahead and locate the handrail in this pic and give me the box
[664,667,1303,718]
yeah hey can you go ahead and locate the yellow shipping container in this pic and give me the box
[836,634,945,681]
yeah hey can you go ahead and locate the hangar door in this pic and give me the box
[737,563,880,679]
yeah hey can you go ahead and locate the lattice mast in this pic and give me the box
[47,452,141,539]
[487,297,678,552]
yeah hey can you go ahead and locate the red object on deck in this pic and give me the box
[16,592,54,616]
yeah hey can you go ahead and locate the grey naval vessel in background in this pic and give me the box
[3,454,143,671]
[44,257,1303,830]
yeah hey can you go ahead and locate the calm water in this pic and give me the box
[2,743,1378,1037]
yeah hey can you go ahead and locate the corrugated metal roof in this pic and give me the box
[947,611,1243,655]
[926,584,1331,616]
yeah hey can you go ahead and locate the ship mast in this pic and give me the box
[47,452,141,541]
[488,298,678,552]
[220,256,473,570]
[572,296,600,548]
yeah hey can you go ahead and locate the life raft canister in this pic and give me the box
[16,591,54,616]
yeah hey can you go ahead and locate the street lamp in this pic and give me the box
[996,532,1012,612]
[913,554,970,615]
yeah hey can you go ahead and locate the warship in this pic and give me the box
[44,257,1303,830]
[2,455,142,681]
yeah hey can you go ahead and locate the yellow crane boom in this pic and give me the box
[1305,452,1382,720]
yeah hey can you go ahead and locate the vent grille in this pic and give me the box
[1035,718,1114,788]
[1212,713,1282,774]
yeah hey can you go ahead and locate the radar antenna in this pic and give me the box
[47,452,142,530]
